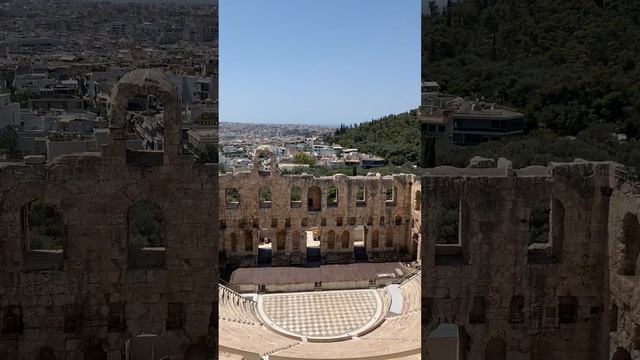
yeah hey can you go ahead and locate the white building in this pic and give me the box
[0,93,20,128]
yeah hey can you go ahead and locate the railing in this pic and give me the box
[218,278,243,296]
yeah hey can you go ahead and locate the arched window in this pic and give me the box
[484,337,506,360]
[385,230,394,248]
[276,230,286,251]
[341,231,349,249]
[244,231,253,252]
[372,230,379,248]
[327,185,338,207]
[414,190,421,210]
[327,230,335,249]
[307,186,321,211]
[290,186,302,208]
[619,212,640,276]
[225,188,239,208]
[230,233,237,252]
[128,199,166,268]
[258,187,272,208]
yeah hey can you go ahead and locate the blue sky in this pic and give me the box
[220,0,420,127]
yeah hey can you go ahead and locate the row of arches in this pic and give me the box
[224,228,401,253]
[34,339,209,360]
[224,185,411,210]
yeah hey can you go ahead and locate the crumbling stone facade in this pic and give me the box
[607,180,640,360]
[0,69,218,360]
[420,159,632,359]
[219,150,421,267]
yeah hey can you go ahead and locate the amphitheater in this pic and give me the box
[1,70,640,360]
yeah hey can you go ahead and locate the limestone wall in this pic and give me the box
[607,180,640,360]
[0,69,218,360]
[219,164,420,267]
[421,160,619,360]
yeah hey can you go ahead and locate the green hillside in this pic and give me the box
[424,0,640,136]
[328,110,420,166]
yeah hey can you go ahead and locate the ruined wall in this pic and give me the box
[0,69,218,360]
[219,151,420,267]
[421,160,618,360]
[607,179,640,360]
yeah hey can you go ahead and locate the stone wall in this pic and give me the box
[219,151,420,267]
[0,69,218,360]
[421,160,620,360]
[607,180,640,360]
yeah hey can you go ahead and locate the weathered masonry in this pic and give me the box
[0,70,218,360]
[219,148,421,267]
[420,158,640,359]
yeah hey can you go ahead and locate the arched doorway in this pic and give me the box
[530,335,554,360]
[484,337,506,360]
[84,345,107,360]
[38,347,56,360]
[127,334,169,360]
[307,186,321,211]
[184,344,208,360]
[612,348,632,360]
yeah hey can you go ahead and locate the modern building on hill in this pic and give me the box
[420,81,525,146]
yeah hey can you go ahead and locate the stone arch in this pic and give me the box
[327,230,336,249]
[127,199,166,268]
[484,337,506,360]
[619,212,640,276]
[276,230,286,251]
[372,230,380,248]
[612,348,632,360]
[184,343,208,360]
[225,187,239,207]
[127,334,169,360]
[38,347,56,360]
[530,335,554,360]
[230,233,238,252]
[244,231,253,252]
[84,344,107,360]
[307,186,321,211]
[110,69,182,165]
[341,230,350,249]
[258,187,272,209]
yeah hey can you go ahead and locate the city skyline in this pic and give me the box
[219,0,420,127]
